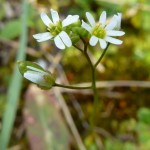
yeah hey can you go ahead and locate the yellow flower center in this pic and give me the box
[92,23,106,39]
[47,21,62,36]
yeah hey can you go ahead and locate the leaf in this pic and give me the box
[0,19,22,39]
[24,85,71,150]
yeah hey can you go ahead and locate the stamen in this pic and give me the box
[47,21,62,36]
[92,23,106,39]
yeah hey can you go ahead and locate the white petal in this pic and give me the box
[33,32,53,42]
[106,30,125,36]
[24,71,47,85]
[54,35,65,49]
[114,13,122,29]
[40,12,52,27]
[33,32,52,39]
[62,15,79,27]
[99,39,107,49]
[37,37,52,42]
[105,16,117,30]
[59,31,72,47]
[81,20,92,32]
[99,11,106,27]
[89,35,98,46]
[105,36,123,45]
[86,12,96,27]
[36,36,52,42]
[50,9,60,24]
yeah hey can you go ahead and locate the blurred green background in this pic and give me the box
[0,0,150,149]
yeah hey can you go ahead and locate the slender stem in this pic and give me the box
[74,42,99,130]
[54,83,91,89]
[94,44,110,68]
[73,44,83,53]
[74,42,110,130]
[82,43,98,130]
[90,44,110,130]
[84,50,93,69]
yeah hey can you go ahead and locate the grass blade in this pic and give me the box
[0,0,28,149]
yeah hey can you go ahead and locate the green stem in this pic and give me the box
[74,43,98,130]
[81,42,98,130]
[94,44,110,68]
[54,83,91,90]
[74,42,109,130]
[73,44,83,52]
[90,44,110,130]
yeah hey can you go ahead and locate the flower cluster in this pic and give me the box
[33,9,125,50]
[82,11,125,49]
[33,9,79,49]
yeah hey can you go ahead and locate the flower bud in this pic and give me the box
[70,33,80,44]
[72,27,89,38]
[17,61,55,89]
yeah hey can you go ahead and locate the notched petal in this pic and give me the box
[99,11,106,27]
[33,32,53,42]
[89,35,98,46]
[54,35,65,49]
[106,30,125,36]
[81,20,92,32]
[62,15,79,27]
[86,12,96,27]
[59,31,72,47]
[40,12,52,27]
[99,39,107,49]
[105,36,123,45]
[50,9,60,24]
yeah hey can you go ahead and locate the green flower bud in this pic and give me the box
[70,33,80,44]
[17,61,55,89]
[72,27,89,38]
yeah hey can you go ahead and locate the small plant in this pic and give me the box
[18,9,125,149]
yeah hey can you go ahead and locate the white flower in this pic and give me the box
[81,11,125,49]
[33,9,79,49]
[18,61,55,89]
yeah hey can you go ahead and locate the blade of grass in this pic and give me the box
[0,0,28,149]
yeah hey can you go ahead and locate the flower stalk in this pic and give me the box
[94,43,110,68]
[54,83,91,89]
